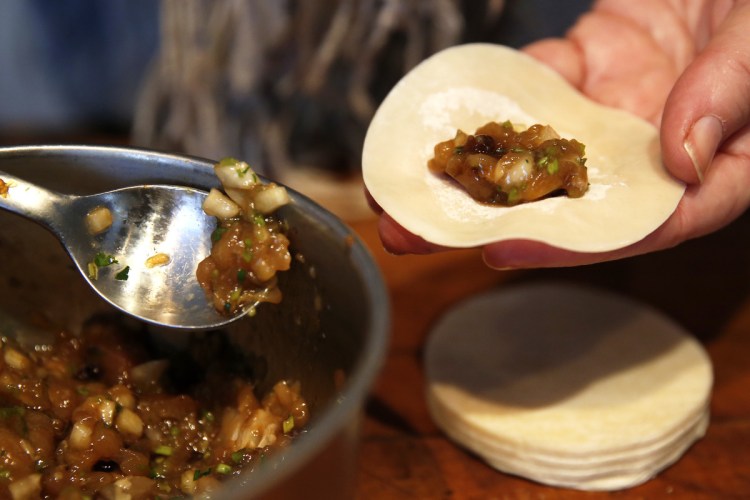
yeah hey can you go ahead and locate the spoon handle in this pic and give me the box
[0,169,69,233]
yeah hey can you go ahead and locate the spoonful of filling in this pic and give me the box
[196,158,292,316]
[0,158,290,330]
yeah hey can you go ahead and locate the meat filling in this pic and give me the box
[428,121,589,206]
[197,158,292,315]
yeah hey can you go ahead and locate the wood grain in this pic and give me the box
[349,210,750,499]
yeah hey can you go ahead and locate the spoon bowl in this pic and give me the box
[0,169,239,330]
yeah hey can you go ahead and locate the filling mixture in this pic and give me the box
[0,317,308,499]
[197,158,292,316]
[428,121,589,206]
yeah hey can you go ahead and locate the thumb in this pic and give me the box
[660,2,750,184]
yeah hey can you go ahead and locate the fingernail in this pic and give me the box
[684,115,723,182]
[481,253,521,271]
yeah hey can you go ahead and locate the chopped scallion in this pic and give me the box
[193,468,211,480]
[211,227,228,242]
[115,266,130,281]
[283,415,295,434]
[0,406,25,419]
[94,252,118,267]
[218,157,239,168]
[546,158,559,175]
[153,445,173,456]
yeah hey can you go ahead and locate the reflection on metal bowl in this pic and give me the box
[0,145,389,499]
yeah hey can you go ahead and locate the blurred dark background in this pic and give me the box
[0,0,593,173]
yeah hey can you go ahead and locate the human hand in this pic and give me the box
[371,0,750,268]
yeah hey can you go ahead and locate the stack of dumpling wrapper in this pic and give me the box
[425,282,712,491]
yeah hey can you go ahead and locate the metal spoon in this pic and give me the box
[0,169,242,330]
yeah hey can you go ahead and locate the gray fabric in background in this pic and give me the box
[0,0,159,131]
[494,0,594,46]
[0,0,592,133]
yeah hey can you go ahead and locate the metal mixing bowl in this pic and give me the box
[0,144,389,499]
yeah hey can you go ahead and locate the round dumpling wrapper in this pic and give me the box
[424,282,713,490]
[362,44,685,252]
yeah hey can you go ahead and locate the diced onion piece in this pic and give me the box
[181,470,198,495]
[253,185,290,214]
[8,473,41,500]
[145,253,171,268]
[19,439,34,457]
[203,188,240,218]
[110,384,136,409]
[235,408,279,449]
[250,257,276,282]
[224,187,253,214]
[4,347,31,371]
[501,152,535,187]
[214,159,260,189]
[536,124,561,143]
[98,398,117,426]
[116,407,144,437]
[86,206,113,234]
[70,420,94,450]
[87,262,99,280]
[130,359,169,387]
[453,130,468,147]
[102,477,156,500]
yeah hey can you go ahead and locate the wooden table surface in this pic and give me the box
[347,212,750,500]
[4,133,747,498]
